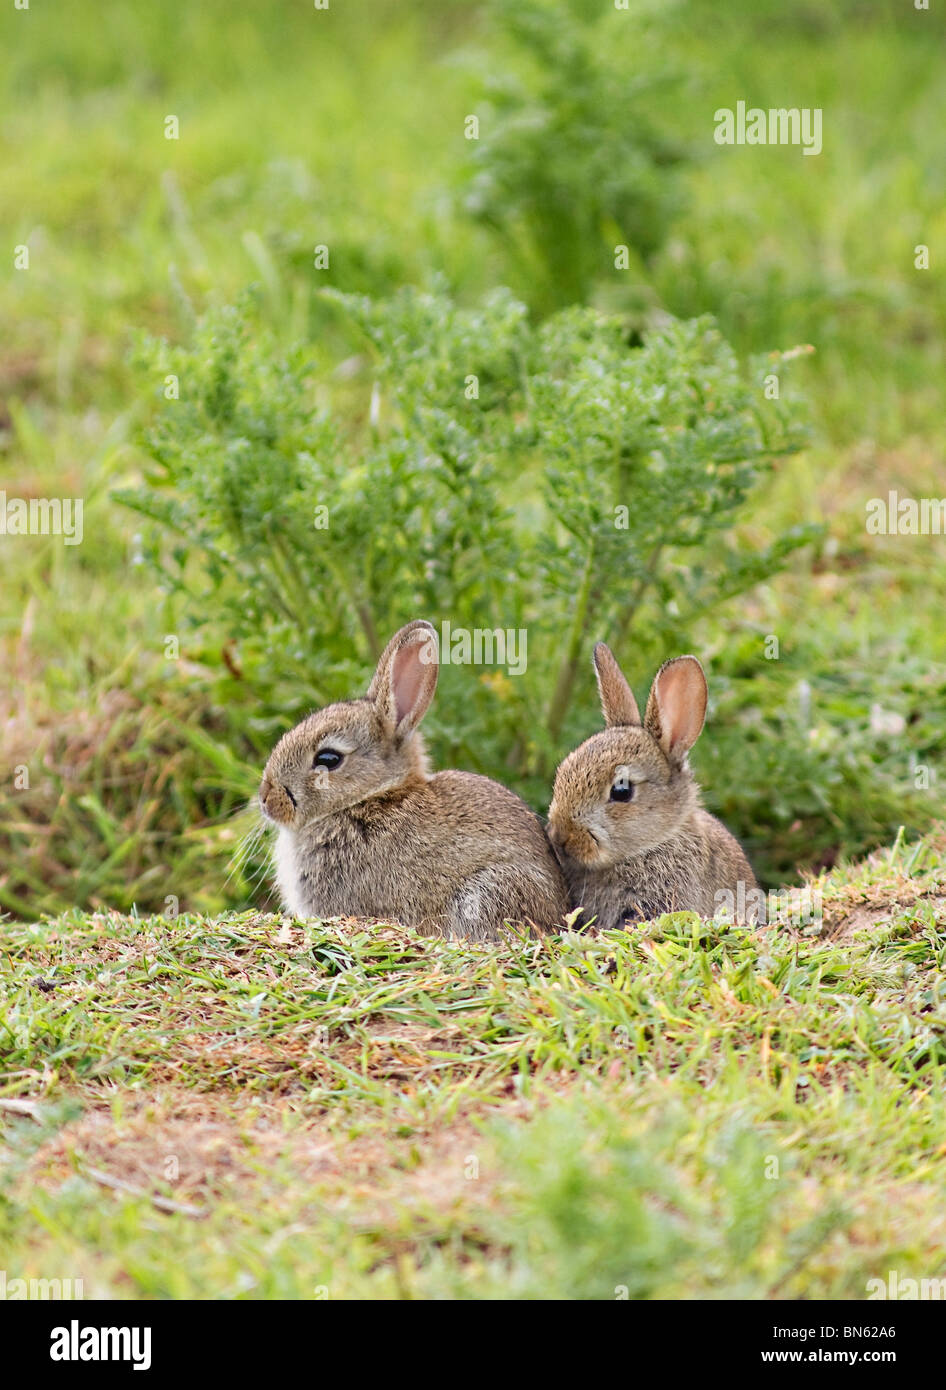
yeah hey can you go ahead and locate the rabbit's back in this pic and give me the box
[276,769,567,937]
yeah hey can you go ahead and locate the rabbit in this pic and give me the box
[258,619,569,942]
[546,643,758,930]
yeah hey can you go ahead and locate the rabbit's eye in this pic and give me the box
[313,749,343,771]
[610,782,634,803]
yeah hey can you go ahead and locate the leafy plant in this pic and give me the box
[461,0,689,315]
[118,287,813,830]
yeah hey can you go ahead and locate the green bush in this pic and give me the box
[118,287,816,848]
[115,284,946,896]
[460,0,688,315]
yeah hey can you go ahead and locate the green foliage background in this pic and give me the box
[1,0,944,917]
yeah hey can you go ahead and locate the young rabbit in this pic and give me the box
[547,644,757,929]
[259,619,568,941]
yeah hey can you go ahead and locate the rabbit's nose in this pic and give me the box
[259,775,295,823]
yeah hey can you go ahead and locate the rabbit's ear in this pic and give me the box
[368,621,439,736]
[644,656,707,760]
[593,643,641,728]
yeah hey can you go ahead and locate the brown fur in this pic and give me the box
[547,645,757,929]
[259,620,568,941]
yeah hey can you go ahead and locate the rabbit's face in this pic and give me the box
[548,727,697,866]
[259,699,427,829]
[548,647,708,868]
[260,619,440,831]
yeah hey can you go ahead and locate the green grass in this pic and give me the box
[3,830,946,1298]
[2,1,945,920]
[2,2,945,1296]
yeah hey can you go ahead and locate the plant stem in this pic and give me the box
[318,546,382,661]
[546,546,597,741]
[614,539,665,649]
